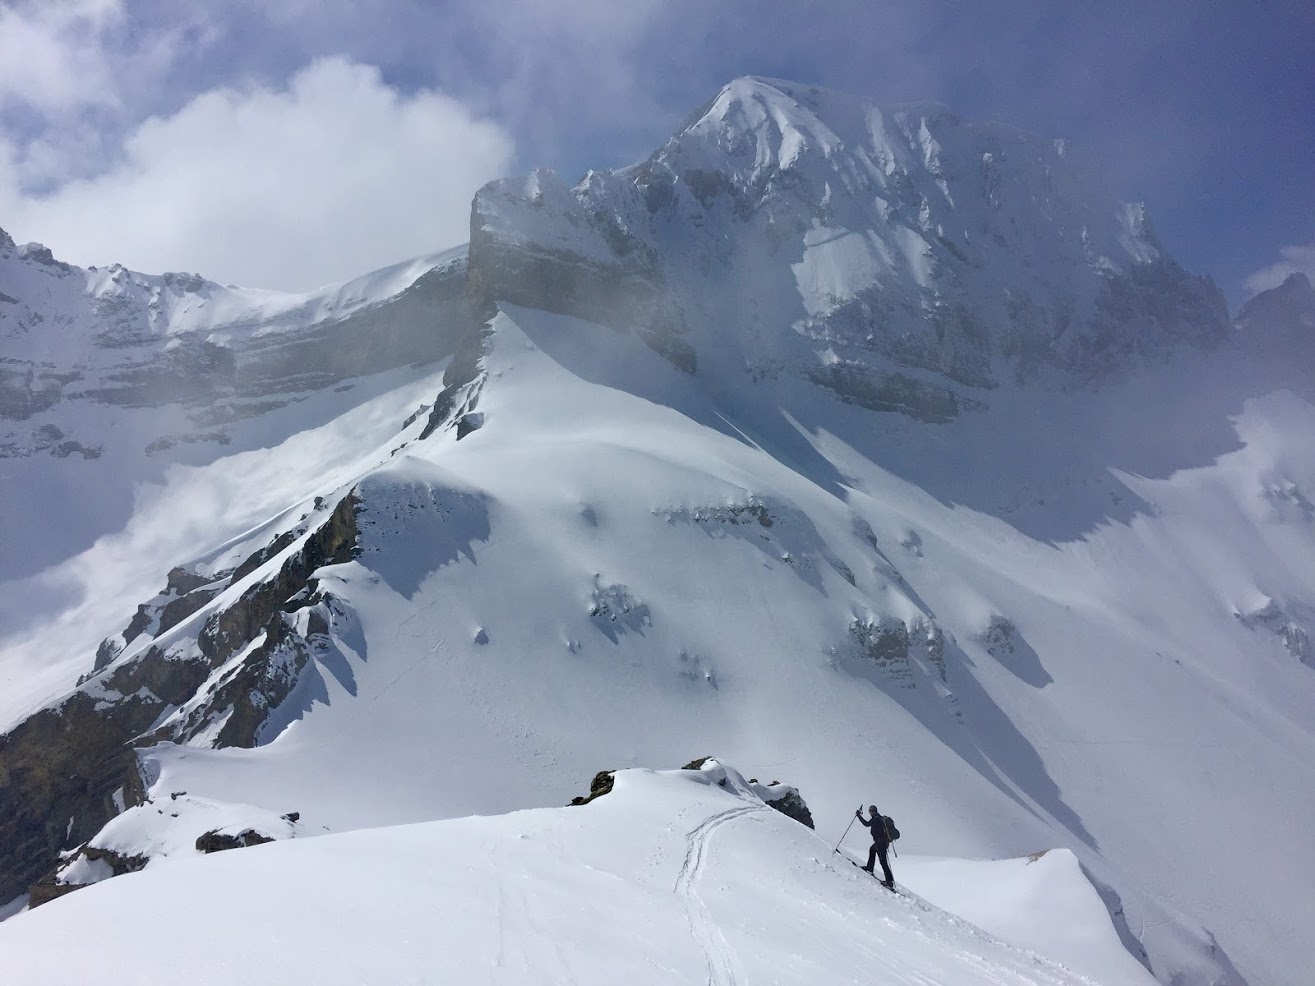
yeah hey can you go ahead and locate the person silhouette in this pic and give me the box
[855,805,895,888]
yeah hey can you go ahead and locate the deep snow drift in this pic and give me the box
[0,761,1149,986]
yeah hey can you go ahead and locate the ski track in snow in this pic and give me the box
[675,803,762,986]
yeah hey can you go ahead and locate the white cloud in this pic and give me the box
[0,0,124,113]
[426,0,676,165]
[1,58,515,290]
[1244,242,1315,295]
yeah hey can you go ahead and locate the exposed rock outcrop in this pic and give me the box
[850,615,952,701]
[197,493,359,664]
[195,829,275,854]
[587,580,651,639]
[685,757,816,828]
[418,312,487,442]
[809,364,977,424]
[1236,600,1313,666]
[0,493,362,905]
[91,566,231,675]
[569,770,617,806]
[851,616,914,683]
[29,846,150,910]
[757,784,815,830]
[0,690,157,905]
[980,615,1018,657]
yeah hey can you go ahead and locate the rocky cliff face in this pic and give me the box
[468,172,696,372]
[0,493,361,904]
[466,77,1228,419]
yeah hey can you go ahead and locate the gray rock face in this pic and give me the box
[809,363,975,423]
[759,785,815,829]
[1236,600,1314,666]
[91,567,231,675]
[29,846,150,910]
[195,829,275,854]
[469,172,695,372]
[849,615,952,703]
[980,615,1019,657]
[568,770,617,806]
[852,616,914,683]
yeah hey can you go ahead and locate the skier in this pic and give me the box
[856,805,895,888]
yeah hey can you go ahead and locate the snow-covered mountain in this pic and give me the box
[0,228,472,582]
[0,226,469,423]
[2,77,1313,986]
[473,76,1229,418]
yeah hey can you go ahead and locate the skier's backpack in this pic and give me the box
[883,815,900,841]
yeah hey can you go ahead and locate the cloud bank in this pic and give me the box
[2,1,1310,299]
[2,57,514,290]
[0,0,123,114]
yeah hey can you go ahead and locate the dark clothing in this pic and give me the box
[856,809,894,886]
[857,809,892,848]
[864,841,894,886]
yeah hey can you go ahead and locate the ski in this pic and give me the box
[836,852,898,892]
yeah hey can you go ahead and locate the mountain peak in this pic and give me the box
[470,76,1226,407]
[1235,267,1315,365]
[1279,269,1313,294]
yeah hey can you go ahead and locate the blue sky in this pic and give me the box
[1,0,1310,300]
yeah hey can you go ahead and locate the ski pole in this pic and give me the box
[832,805,860,853]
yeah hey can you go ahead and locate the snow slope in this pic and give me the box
[901,850,1156,986]
[0,761,1135,986]
[4,300,1309,982]
[0,360,446,728]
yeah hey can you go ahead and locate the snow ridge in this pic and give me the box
[0,762,1136,985]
